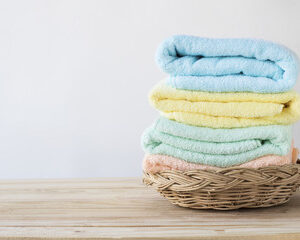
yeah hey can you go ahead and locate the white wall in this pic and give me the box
[0,0,299,178]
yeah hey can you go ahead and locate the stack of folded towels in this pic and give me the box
[142,35,300,173]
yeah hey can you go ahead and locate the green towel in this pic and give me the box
[141,117,292,167]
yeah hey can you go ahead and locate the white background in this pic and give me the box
[0,0,299,178]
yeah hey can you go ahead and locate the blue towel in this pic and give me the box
[156,35,299,93]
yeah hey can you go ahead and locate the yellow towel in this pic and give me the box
[150,81,300,128]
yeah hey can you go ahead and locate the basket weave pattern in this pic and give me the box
[143,164,300,210]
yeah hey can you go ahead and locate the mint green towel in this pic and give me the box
[142,117,292,167]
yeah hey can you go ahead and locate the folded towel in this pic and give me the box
[150,81,300,128]
[143,146,298,173]
[141,117,292,167]
[156,35,299,93]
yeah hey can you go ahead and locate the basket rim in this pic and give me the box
[143,163,300,192]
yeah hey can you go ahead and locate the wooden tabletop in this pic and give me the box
[0,178,299,240]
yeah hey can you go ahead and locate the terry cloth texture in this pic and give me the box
[149,81,300,128]
[141,117,292,167]
[143,146,298,173]
[156,35,299,93]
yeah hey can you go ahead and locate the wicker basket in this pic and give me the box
[143,162,300,210]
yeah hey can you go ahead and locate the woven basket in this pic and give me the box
[143,162,300,210]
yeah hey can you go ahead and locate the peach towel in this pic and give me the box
[143,147,298,173]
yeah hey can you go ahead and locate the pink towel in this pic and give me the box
[143,145,298,174]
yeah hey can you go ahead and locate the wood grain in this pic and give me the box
[0,178,299,239]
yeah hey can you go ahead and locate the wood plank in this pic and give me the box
[0,178,299,239]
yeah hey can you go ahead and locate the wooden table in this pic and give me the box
[0,178,299,240]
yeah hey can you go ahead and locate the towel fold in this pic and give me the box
[143,146,298,173]
[141,117,292,167]
[156,35,299,93]
[150,81,300,128]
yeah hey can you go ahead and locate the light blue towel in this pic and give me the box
[142,117,292,167]
[156,35,299,93]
